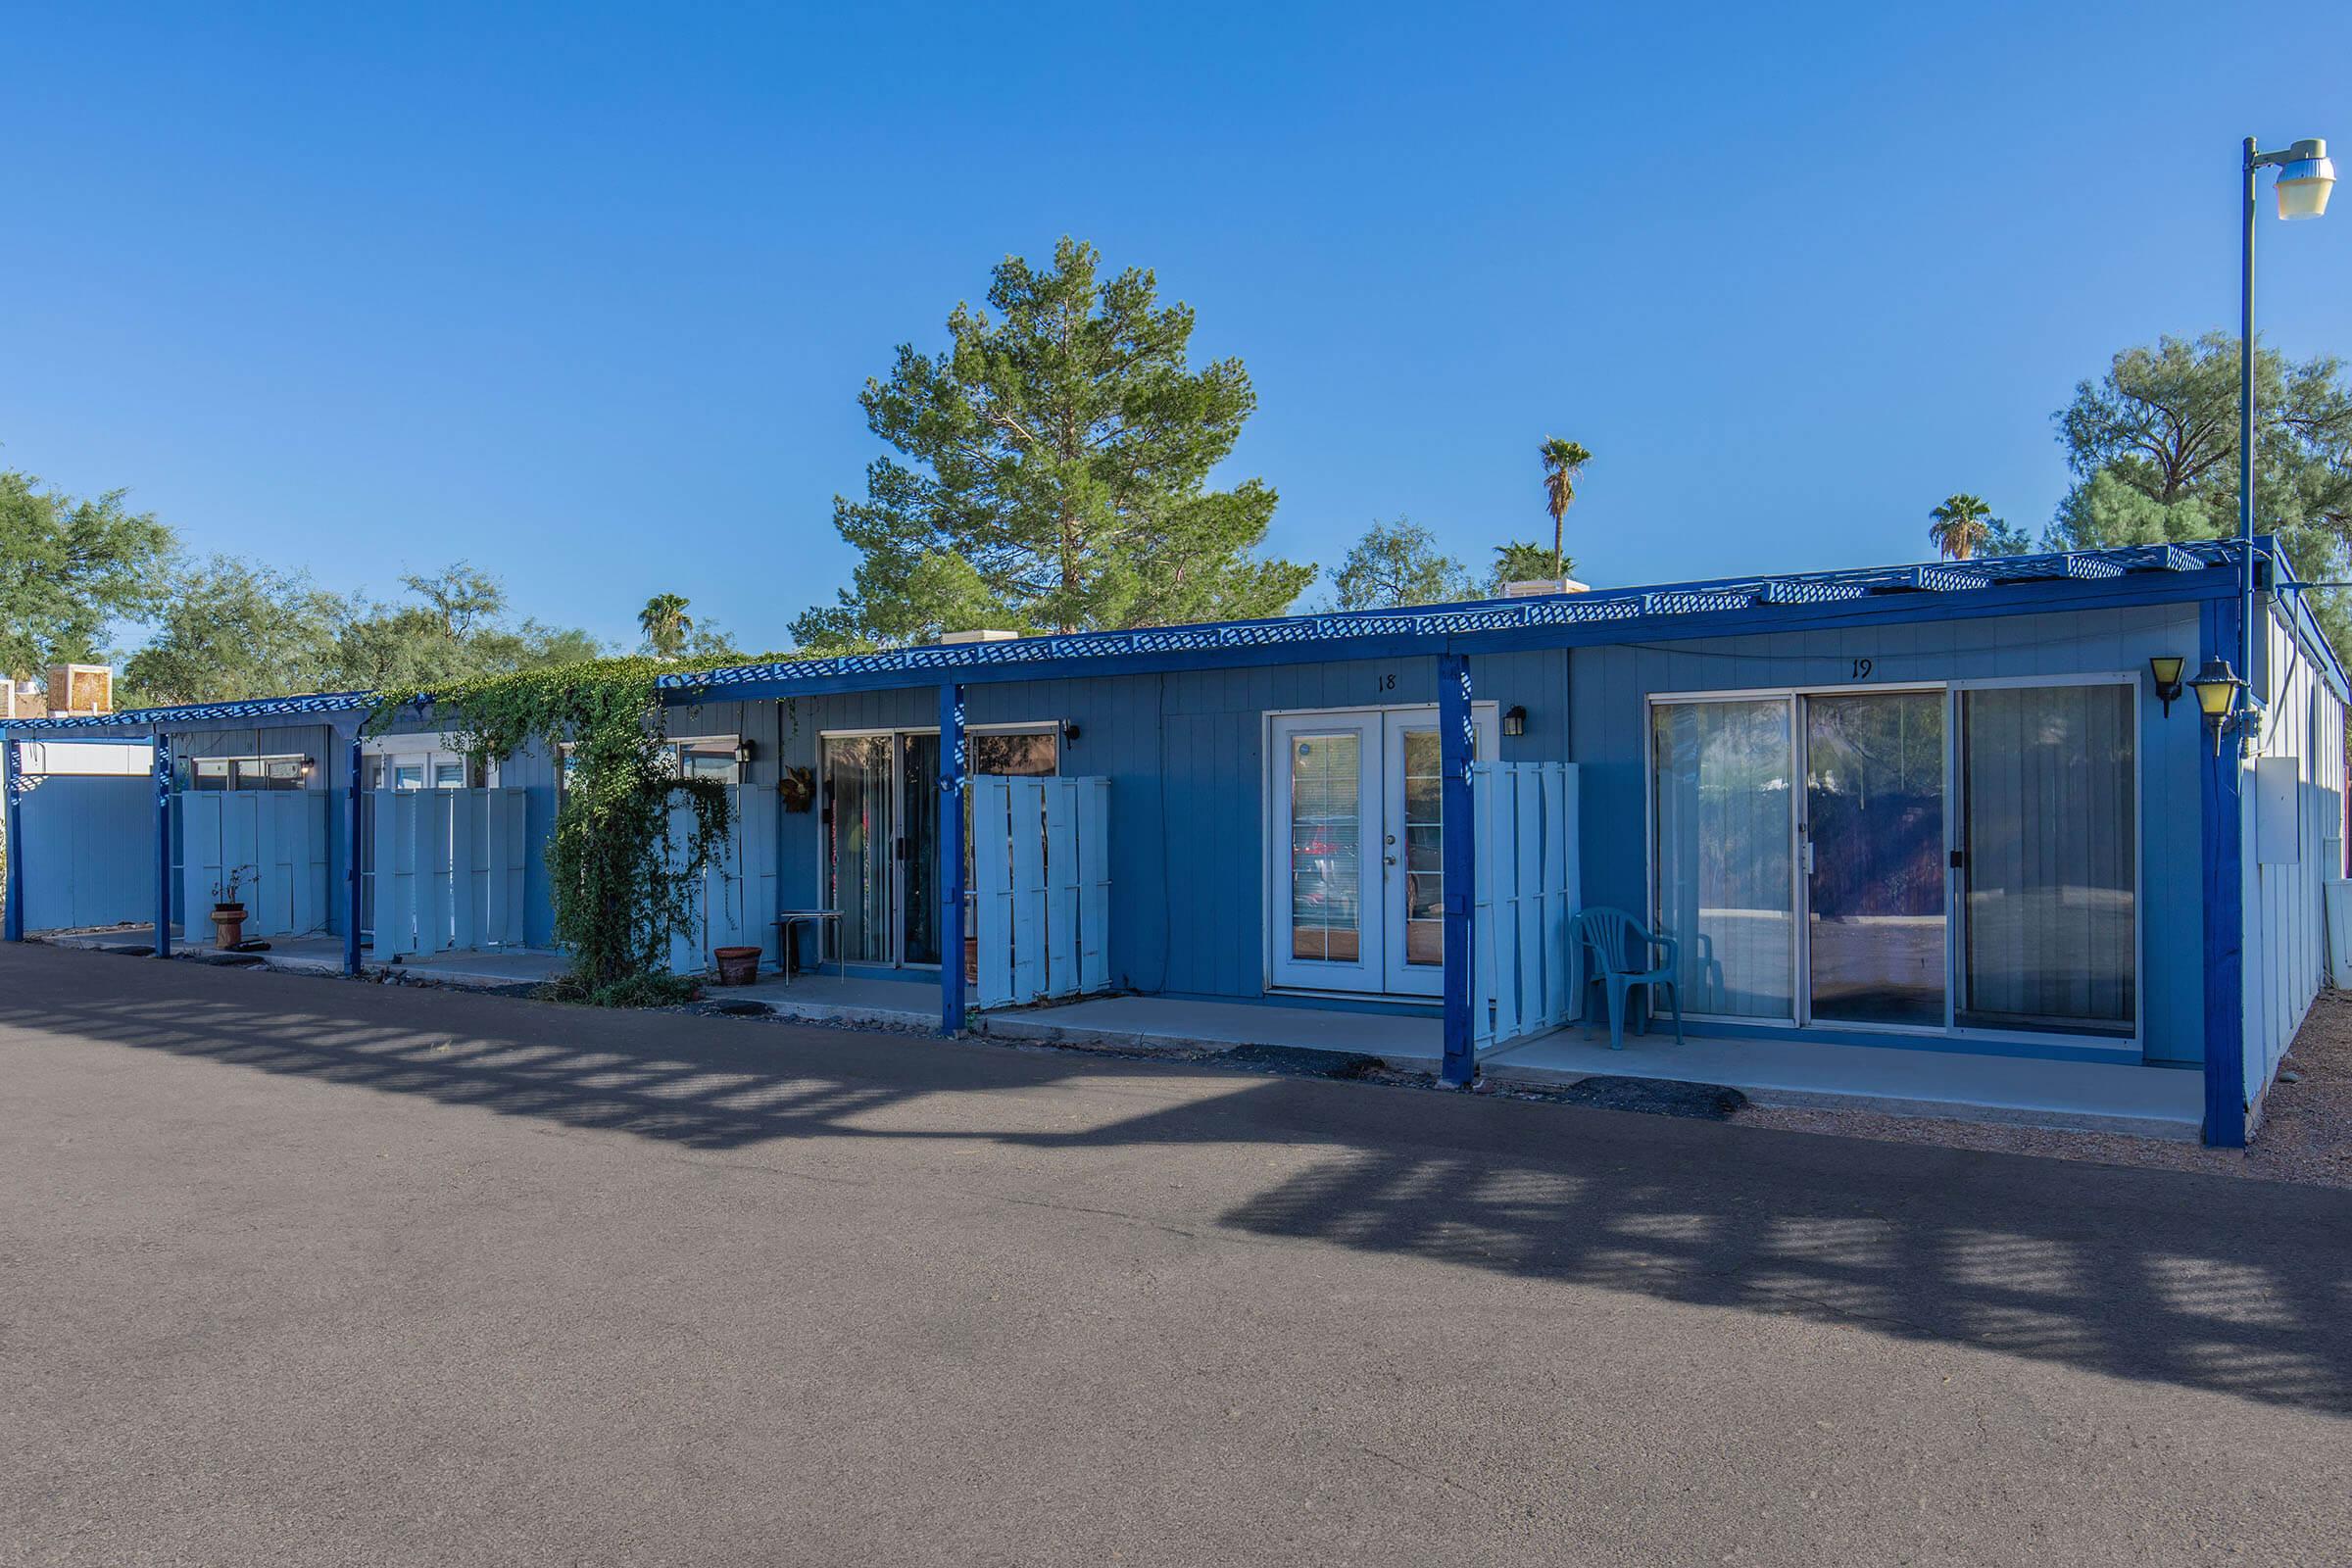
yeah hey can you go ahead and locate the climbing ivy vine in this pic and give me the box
[370,657,732,1005]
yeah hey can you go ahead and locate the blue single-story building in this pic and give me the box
[6,538,2343,1147]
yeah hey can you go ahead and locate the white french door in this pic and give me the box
[1268,706,1494,997]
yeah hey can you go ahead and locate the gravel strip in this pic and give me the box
[1737,988,2352,1189]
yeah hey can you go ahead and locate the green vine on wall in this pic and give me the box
[370,658,733,1006]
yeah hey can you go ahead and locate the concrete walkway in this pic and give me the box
[38,926,567,988]
[931,991,2202,1140]
[2,942,2347,1567]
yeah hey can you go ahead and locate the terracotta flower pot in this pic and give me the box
[713,945,762,986]
[210,904,247,950]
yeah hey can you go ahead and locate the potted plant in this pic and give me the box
[712,945,762,986]
[210,865,257,950]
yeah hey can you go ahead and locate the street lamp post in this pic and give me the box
[2235,135,2334,752]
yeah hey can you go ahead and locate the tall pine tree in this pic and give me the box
[793,238,1313,646]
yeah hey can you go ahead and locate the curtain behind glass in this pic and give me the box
[824,736,893,964]
[1959,685,2135,1035]
[1650,700,1794,1018]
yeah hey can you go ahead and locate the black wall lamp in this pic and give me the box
[733,739,754,765]
[2148,656,2185,715]
[2188,658,2246,755]
[1501,705,1527,738]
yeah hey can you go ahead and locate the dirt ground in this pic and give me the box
[1738,989,2352,1190]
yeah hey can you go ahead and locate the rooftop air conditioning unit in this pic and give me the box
[1500,578,1592,599]
[45,664,113,715]
[935,629,1023,646]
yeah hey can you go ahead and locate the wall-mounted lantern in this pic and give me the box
[733,739,754,766]
[2149,656,2186,716]
[300,756,318,779]
[1062,721,1082,743]
[2188,658,2245,755]
[1501,705,1528,738]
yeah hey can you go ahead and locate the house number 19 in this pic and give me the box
[1850,658,1874,680]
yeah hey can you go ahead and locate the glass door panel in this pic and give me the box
[1803,692,1946,1027]
[1378,719,1446,996]
[900,734,940,966]
[1957,685,2135,1036]
[1650,700,1795,1019]
[1269,715,1382,990]
[823,735,894,964]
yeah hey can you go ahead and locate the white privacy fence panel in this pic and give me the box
[664,786,751,975]
[368,788,527,956]
[971,776,1110,1008]
[18,774,154,933]
[1472,761,1581,1053]
[181,791,330,940]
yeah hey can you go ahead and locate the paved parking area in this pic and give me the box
[5,943,2349,1566]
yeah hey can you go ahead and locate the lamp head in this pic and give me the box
[2188,657,2242,719]
[2277,138,2334,220]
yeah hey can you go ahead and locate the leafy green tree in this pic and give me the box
[0,468,174,679]
[333,564,600,695]
[638,593,694,659]
[1490,540,1571,589]
[2048,333,2352,617]
[1538,436,1591,580]
[121,557,348,707]
[1331,519,1475,610]
[793,237,1314,647]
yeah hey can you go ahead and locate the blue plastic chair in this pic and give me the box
[1575,907,1684,1050]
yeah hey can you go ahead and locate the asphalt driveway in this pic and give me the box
[4,943,2349,1566]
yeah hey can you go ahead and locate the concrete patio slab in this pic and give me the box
[972,993,1443,1061]
[722,971,935,1028]
[1481,1028,2205,1141]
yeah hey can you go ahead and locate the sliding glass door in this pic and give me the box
[824,735,895,964]
[1650,699,1796,1019]
[1956,685,2136,1036]
[1803,692,1946,1027]
[822,726,1061,971]
[1650,679,2136,1042]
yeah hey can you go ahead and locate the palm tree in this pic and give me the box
[1538,437,1592,579]
[638,593,694,660]
[1927,494,1995,561]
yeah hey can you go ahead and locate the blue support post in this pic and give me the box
[2201,598,2249,1148]
[344,731,364,975]
[939,682,967,1036]
[3,734,23,943]
[1439,653,1476,1087]
[152,732,173,959]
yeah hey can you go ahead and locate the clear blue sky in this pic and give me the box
[5,2,2348,652]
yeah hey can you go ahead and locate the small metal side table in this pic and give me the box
[772,909,843,988]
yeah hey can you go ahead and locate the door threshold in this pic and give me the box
[1265,985,1444,1009]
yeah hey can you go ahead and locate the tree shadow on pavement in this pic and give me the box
[7,948,2350,1420]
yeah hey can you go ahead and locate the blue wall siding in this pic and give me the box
[1566,602,2206,1063]
[772,651,1570,1001]
[259,599,2223,1070]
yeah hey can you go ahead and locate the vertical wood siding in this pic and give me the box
[17,774,155,932]
[2241,605,2346,1105]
